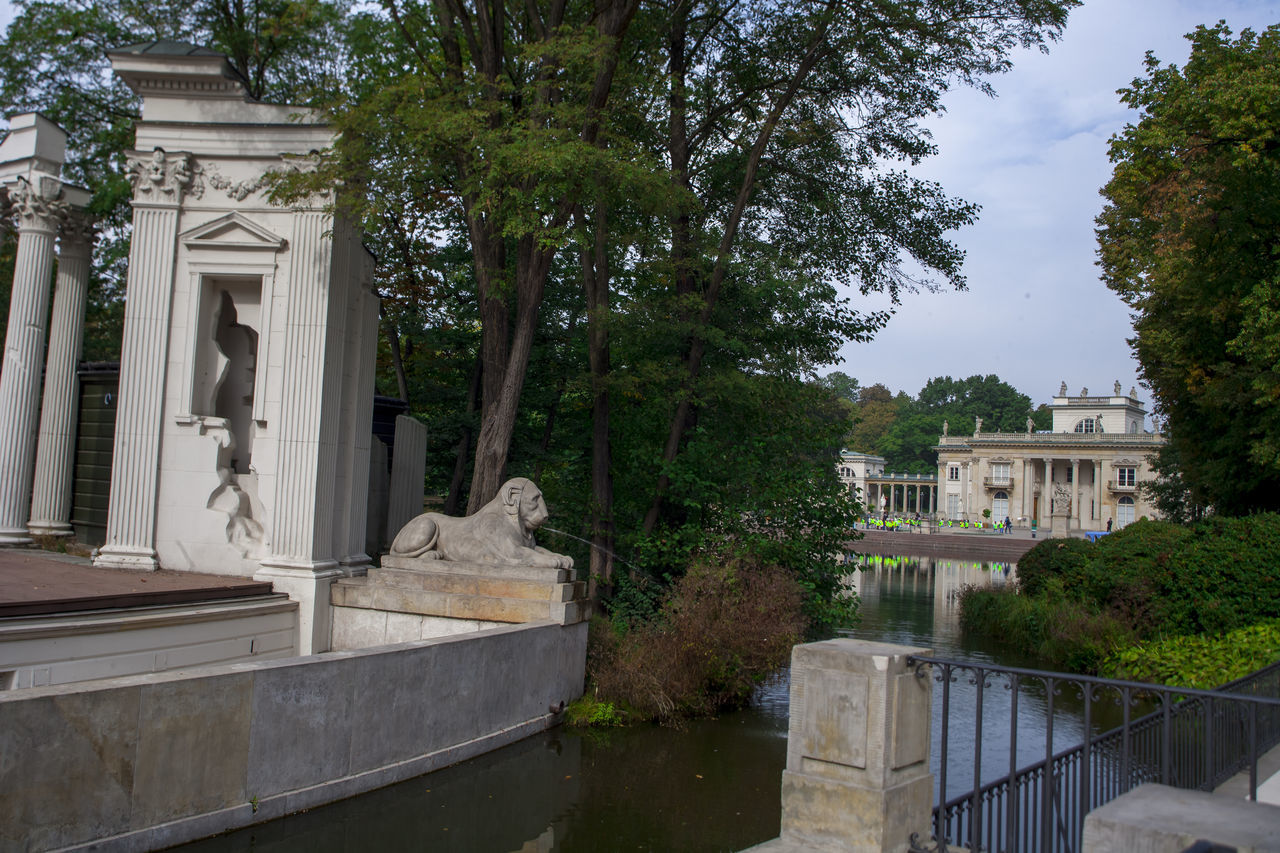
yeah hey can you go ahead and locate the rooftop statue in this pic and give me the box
[1059,381,1067,396]
[390,477,573,569]
[1114,380,1123,395]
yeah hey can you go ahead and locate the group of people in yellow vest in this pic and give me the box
[863,516,1018,534]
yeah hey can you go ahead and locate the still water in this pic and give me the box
[178,553,1096,852]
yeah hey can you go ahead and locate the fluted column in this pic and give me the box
[0,177,66,543]
[29,213,96,536]
[1094,458,1103,526]
[96,150,196,570]
[1071,458,1081,530]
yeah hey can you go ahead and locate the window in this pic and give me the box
[1117,496,1135,528]
[948,465,960,481]
[1067,468,1073,483]
[1117,466,1136,487]
[1074,418,1095,433]
[991,462,1011,484]
[947,494,961,519]
[993,491,1009,520]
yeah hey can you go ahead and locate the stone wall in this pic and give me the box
[0,619,586,852]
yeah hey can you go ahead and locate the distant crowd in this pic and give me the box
[861,516,1017,534]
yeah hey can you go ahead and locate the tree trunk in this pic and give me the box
[444,351,483,515]
[643,0,837,535]
[581,204,615,594]
[380,305,411,405]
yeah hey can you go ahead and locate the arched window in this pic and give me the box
[1117,496,1135,529]
[1074,418,1095,433]
[992,491,1009,521]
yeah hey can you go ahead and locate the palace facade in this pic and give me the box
[935,382,1163,531]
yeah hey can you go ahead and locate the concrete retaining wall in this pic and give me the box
[0,619,587,852]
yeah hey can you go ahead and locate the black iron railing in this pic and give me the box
[906,656,1280,853]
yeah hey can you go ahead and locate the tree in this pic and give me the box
[1097,22,1280,515]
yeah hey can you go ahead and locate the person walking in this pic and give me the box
[1004,516,1012,535]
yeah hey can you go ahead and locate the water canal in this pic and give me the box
[178,552,1109,853]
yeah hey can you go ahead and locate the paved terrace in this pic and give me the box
[0,547,273,617]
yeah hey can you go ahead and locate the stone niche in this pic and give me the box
[94,43,379,653]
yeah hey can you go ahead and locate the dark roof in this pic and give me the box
[108,41,225,57]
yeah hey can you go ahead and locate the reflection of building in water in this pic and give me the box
[844,553,1014,637]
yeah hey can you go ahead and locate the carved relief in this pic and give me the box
[11,175,69,232]
[127,149,204,201]
[203,165,271,201]
[58,210,99,254]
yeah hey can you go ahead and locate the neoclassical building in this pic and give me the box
[935,382,1163,531]
[837,451,938,517]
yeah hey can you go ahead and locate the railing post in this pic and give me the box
[776,639,934,852]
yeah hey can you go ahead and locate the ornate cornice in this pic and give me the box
[11,175,70,233]
[127,148,205,203]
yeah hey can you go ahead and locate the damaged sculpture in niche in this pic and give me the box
[390,477,572,569]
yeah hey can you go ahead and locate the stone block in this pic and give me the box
[246,657,355,796]
[131,672,254,827]
[0,685,141,851]
[1083,784,1280,853]
[380,555,572,583]
[779,769,933,853]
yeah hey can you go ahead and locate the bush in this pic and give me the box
[587,552,807,724]
[1015,537,1095,597]
[964,514,1280,675]
[1102,620,1280,689]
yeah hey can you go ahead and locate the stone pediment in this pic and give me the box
[181,212,285,252]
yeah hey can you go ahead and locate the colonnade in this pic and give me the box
[0,115,95,544]
[1019,456,1105,530]
[867,480,937,517]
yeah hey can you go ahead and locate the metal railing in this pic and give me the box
[906,656,1280,853]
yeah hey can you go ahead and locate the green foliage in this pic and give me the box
[1097,22,1280,515]
[964,514,1280,674]
[1011,537,1095,597]
[1102,620,1280,690]
[564,693,630,728]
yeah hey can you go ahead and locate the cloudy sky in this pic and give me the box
[838,0,1280,408]
[1,1,1276,411]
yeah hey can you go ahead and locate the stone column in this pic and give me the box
[1042,458,1053,525]
[257,208,345,654]
[28,212,96,537]
[1071,458,1081,530]
[1094,458,1103,527]
[0,177,66,544]
[774,639,934,851]
[95,150,195,570]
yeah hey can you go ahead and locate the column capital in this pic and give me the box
[57,210,98,258]
[126,148,204,204]
[10,175,69,234]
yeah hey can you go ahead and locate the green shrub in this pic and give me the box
[1102,620,1280,689]
[1015,537,1095,597]
[564,694,630,727]
[1157,514,1280,636]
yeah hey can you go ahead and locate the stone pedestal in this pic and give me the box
[766,639,935,853]
[330,556,590,648]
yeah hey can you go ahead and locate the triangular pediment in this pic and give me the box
[181,212,286,251]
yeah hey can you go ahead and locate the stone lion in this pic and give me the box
[389,477,573,569]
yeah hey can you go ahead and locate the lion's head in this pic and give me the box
[502,477,550,533]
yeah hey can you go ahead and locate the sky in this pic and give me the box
[1,1,1276,410]
[835,0,1280,408]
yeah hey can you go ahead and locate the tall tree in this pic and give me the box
[640,0,1079,532]
[320,0,650,513]
[1097,22,1280,515]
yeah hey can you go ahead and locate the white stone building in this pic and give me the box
[838,451,939,517]
[935,382,1163,531]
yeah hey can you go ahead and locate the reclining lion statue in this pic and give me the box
[389,477,573,569]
